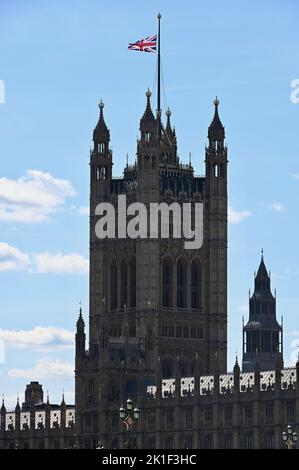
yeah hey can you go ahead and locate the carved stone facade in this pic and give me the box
[1,93,297,450]
[0,382,75,449]
[75,91,228,448]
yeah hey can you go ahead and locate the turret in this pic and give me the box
[90,100,112,202]
[242,252,283,372]
[76,306,86,359]
[206,97,227,182]
[137,89,160,194]
[233,356,241,393]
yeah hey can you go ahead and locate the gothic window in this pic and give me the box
[87,379,95,405]
[185,408,193,424]
[184,436,193,449]
[148,438,156,449]
[244,405,253,425]
[145,132,150,142]
[164,437,174,449]
[265,433,275,449]
[224,434,232,449]
[244,432,254,449]
[98,143,105,154]
[224,406,232,426]
[110,260,118,310]
[183,327,189,338]
[162,359,174,378]
[191,259,201,308]
[180,360,188,376]
[151,155,156,170]
[265,402,274,424]
[177,258,187,308]
[213,163,219,178]
[130,257,136,308]
[145,155,150,170]
[203,435,212,449]
[204,407,213,427]
[286,400,295,422]
[120,259,128,309]
[96,166,107,180]
[162,257,173,307]
[272,331,279,352]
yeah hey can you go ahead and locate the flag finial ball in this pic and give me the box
[99,99,104,110]
[146,88,152,98]
[157,13,161,19]
[214,96,219,107]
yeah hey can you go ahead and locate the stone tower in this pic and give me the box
[75,92,228,449]
[242,253,283,372]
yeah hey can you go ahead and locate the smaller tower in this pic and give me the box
[24,382,43,408]
[137,89,160,195]
[242,252,283,372]
[205,97,228,373]
[75,306,86,360]
[1,397,6,430]
[90,100,112,203]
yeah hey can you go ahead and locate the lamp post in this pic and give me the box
[119,398,141,449]
[282,425,298,449]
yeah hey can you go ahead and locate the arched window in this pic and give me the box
[162,257,173,307]
[110,260,118,310]
[177,258,187,308]
[130,257,136,308]
[121,259,128,308]
[162,359,174,379]
[191,259,201,308]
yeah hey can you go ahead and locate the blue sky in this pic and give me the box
[0,0,299,407]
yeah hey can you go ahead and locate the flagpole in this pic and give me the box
[157,13,161,115]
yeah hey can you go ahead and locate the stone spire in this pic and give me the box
[208,96,225,142]
[140,88,156,126]
[93,99,110,143]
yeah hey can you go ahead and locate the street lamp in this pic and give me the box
[282,425,298,449]
[119,397,141,449]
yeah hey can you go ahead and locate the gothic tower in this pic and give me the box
[242,253,283,372]
[75,92,228,448]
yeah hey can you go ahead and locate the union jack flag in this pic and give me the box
[128,35,157,53]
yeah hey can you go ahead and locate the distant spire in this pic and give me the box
[256,252,269,280]
[141,88,155,124]
[208,96,225,141]
[77,304,85,329]
[15,394,20,411]
[93,99,110,142]
[61,390,65,405]
[1,395,5,412]
[166,107,172,128]
[233,356,240,374]
[46,391,50,405]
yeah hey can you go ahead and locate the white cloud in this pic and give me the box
[228,207,251,224]
[8,358,74,380]
[0,242,30,271]
[269,203,284,212]
[0,170,76,223]
[0,242,88,274]
[292,174,299,180]
[78,206,89,215]
[33,252,89,274]
[0,326,74,352]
